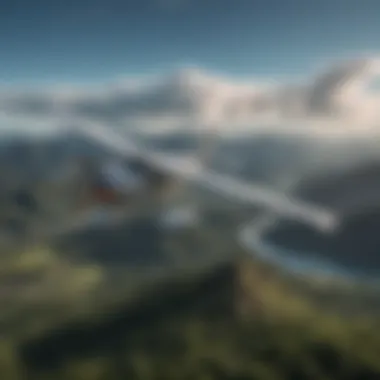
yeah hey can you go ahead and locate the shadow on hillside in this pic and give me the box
[20,263,235,371]
[55,217,169,267]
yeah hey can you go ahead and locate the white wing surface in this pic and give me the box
[78,124,339,232]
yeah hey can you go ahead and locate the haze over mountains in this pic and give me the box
[1,56,380,138]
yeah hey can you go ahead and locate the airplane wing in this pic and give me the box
[78,124,339,232]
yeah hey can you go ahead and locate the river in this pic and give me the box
[239,212,380,287]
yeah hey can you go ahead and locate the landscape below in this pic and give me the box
[0,214,379,380]
[0,133,379,379]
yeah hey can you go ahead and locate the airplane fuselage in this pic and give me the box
[84,156,181,210]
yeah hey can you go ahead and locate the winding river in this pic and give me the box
[239,206,380,288]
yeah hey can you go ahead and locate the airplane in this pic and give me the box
[1,119,339,245]
[59,122,339,235]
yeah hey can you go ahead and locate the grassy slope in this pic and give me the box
[0,212,379,380]
[0,254,376,380]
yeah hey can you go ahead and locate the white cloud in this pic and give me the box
[1,56,380,137]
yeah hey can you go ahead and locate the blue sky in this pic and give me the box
[1,0,380,84]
